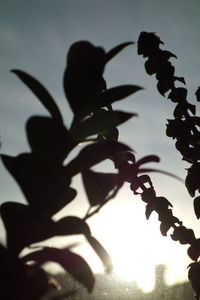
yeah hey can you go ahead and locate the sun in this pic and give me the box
[52,189,189,293]
[80,197,189,292]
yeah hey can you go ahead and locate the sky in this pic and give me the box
[1,0,200,293]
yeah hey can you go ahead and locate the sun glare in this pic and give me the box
[83,196,189,292]
[51,188,190,293]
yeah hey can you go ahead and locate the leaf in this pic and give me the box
[168,87,187,103]
[55,216,91,236]
[145,59,158,75]
[137,31,164,57]
[188,262,200,298]
[82,169,121,206]
[86,236,113,272]
[174,76,186,85]
[170,226,196,244]
[1,154,76,216]
[173,101,195,118]
[157,80,170,96]
[145,203,155,219]
[160,221,172,236]
[11,70,63,123]
[136,155,160,167]
[0,202,56,253]
[105,42,134,63]
[63,41,106,114]
[71,110,135,141]
[102,127,119,141]
[187,241,200,261]
[92,85,143,109]
[26,116,71,161]
[22,247,95,292]
[185,164,200,197]
[141,187,156,203]
[65,140,131,177]
[194,196,200,219]
[195,87,200,102]
[137,168,183,182]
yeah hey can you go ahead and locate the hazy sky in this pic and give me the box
[1,0,200,292]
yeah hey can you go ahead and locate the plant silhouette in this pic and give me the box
[0,34,200,299]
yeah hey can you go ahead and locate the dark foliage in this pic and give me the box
[138,31,200,299]
[0,33,199,299]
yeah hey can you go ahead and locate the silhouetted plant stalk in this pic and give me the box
[137,31,200,299]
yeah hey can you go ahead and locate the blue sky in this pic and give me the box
[1,0,200,291]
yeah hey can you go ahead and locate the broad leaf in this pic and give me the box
[105,42,134,63]
[170,226,196,244]
[22,247,95,291]
[63,41,106,114]
[76,85,142,120]
[11,70,63,123]
[65,140,131,177]
[157,80,171,96]
[188,262,200,298]
[70,110,135,141]
[82,169,122,206]
[91,85,143,110]
[168,87,187,103]
[55,216,91,236]
[1,154,76,216]
[187,241,200,261]
[185,164,200,197]
[194,196,200,219]
[0,202,55,253]
[26,116,71,161]
[87,236,113,272]
[195,87,200,102]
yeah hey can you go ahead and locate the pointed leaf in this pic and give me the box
[105,42,134,63]
[22,247,95,291]
[1,154,76,215]
[160,221,171,236]
[71,110,135,141]
[11,70,63,123]
[65,140,131,177]
[55,216,91,236]
[136,155,160,167]
[137,168,183,182]
[82,169,121,206]
[92,85,143,108]
[145,203,155,219]
[195,87,200,102]
[63,41,106,114]
[26,116,71,161]
[0,202,56,253]
[77,85,142,120]
[194,196,200,219]
[87,236,113,272]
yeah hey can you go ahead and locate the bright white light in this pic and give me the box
[83,195,190,292]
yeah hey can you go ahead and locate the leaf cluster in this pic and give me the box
[138,31,200,299]
[0,40,146,299]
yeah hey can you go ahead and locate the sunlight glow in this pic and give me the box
[51,186,190,293]
[84,195,190,292]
